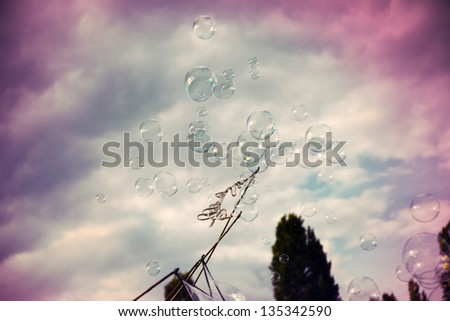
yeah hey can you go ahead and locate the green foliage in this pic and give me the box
[270,213,340,300]
[164,272,192,301]
[408,279,428,301]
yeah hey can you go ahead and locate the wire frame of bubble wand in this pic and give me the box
[133,168,260,301]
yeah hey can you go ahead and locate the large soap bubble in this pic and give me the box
[409,193,440,223]
[305,124,332,154]
[347,276,380,301]
[153,172,178,198]
[246,110,275,140]
[140,119,163,143]
[193,16,216,40]
[402,232,449,288]
[185,67,217,102]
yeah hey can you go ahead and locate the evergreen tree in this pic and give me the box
[270,213,340,300]
[164,272,192,301]
[438,220,450,301]
[408,279,428,301]
[382,292,398,301]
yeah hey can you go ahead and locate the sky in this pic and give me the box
[1,0,450,301]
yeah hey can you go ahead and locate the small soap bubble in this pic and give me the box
[360,233,378,251]
[201,178,211,187]
[129,156,144,170]
[410,193,440,223]
[146,261,161,276]
[140,119,163,143]
[153,172,178,198]
[240,204,258,222]
[186,178,202,193]
[95,193,106,204]
[396,264,412,282]
[347,276,380,301]
[249,68,260,80]
[189,120,207,137]
[135,177,154,198]
[279,254,289,264]
[270,272,281,283]
[262,236,272,246]
[292,104,308,122]
[270,147,288,165]
[193,16,216,40]
[246,111,275,140]
[223,68,235,80]
[187,131,212,153]
[214,74,236,99]
[324,212,338,224]
[207,142,229,160]
[305,124,333,154]
[241,185,258,205]
[185,67,217,102]
[265,184,275,192]
[299,200,318,217]
[248,57,259,69]
[317,168,334,183]
[196,106,208,117]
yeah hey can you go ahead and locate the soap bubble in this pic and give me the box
[246,111,275,140]
[270,147,288,165]
[299,200,318,217]
[292,104,308,122]
[213,281,246,301]
[241,185,258,205]
[193,16,216,40]
[347,276,380,301]
[409,193,440,223]
[201,178,211,187]
[153,172,178,198]
[214,74,236,99]
[270,272,281,283]
[146,261,160,276]
[317,168,334,183]
[189,120,207,136]
[249,69,260,80]
[129,156,144,170]
[185,67,217,102]
[279,254,289,264]
[135,177,154,198]
[248,57,259,69]
[95,193,106,204]
[187,131,212,153]
[262,236,272,246]
[265,184,275,192]
[402,232,448,287]
[240,204,258,222]
[395,264,412,282]
[305,124,332,154]
[223,68,235,80]
[207,141,229,160]
[140,119,163,143]
[197,106,208,117]
[324,212,338,224]
[360,233,378,251]
[186,178,202,193]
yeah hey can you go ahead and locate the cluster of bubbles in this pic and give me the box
[186,177,210,193]
[185,67,236,102]
[248,56,260,80]
[135,172,178,198]
[347,276,381,301]
[146,261,161,276]
[400,232,449,291]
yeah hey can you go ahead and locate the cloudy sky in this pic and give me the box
[1,0,450,301]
